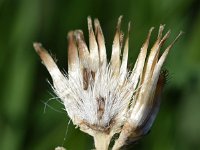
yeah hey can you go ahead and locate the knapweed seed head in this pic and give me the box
[34,16,182,150]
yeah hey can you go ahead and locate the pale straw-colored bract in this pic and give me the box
[34,16,182,150]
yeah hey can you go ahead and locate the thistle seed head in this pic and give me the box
[34,16,182,148]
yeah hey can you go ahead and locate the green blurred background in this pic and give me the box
[0,0,200,149]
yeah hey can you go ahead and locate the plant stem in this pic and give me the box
[93,132,112,150]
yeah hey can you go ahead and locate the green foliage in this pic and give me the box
[0,0,200,149]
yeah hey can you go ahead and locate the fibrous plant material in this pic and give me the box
[34,16,182,150]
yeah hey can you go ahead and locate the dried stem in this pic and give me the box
[93,132,112,150]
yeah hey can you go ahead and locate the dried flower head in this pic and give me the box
[34,16,182,150]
